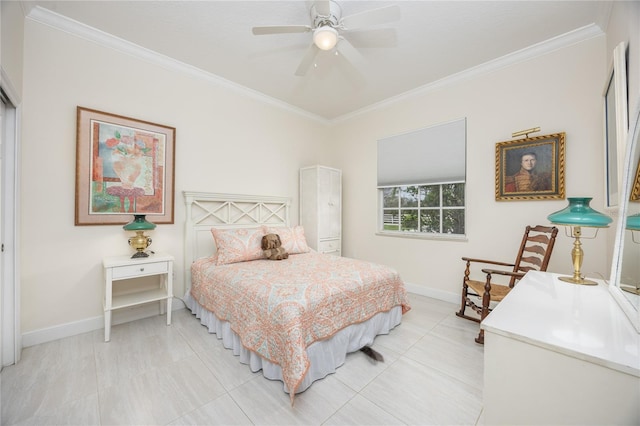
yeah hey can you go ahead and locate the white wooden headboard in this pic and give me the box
[183,191,290,290]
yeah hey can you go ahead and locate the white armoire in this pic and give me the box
[300,165,342,256]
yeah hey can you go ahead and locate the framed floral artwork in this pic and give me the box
[495,132,565,201]
[75,107,175,225]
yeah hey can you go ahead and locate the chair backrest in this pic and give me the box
[509,225,559,287]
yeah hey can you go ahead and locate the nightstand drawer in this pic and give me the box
[112,261,168,280]
[318,239,341,254]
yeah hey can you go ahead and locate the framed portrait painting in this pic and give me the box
[495,132,565,201]
[75,107,176,225]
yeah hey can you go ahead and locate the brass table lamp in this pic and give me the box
[547,197,612,285]
[123,214,156,258]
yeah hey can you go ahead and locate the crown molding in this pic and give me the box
[25,6,330,125]
[332,24,604,125]
[26,6,603,127]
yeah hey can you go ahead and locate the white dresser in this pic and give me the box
[482,271,640,425]
[300,165,342,256]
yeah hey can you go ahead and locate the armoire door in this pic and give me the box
[317,167,341,240]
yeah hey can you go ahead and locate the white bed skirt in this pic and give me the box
[183,292,402,394]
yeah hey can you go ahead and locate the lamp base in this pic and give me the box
[558,276,598,285]
[131,251,150,259]
[621,285,640,295]
[127,230,153,259]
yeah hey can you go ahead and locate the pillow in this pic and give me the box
[211,227,265,265]
[263,225,310,254]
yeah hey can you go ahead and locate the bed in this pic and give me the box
[183,192,411,403]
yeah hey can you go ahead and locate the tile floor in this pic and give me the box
[1,294,485,425]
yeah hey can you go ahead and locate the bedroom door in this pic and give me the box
[0,90,20,367]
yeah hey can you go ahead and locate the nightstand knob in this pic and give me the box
[140,267,145,272]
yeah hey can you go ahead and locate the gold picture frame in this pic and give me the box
[630,156,640,201]
[495,132,565,201]
[75,107,176,225]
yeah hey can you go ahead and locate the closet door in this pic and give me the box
[300,165,342,255]
[317,167,341,240]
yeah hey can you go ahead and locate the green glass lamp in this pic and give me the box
[627,212,640,245]
[627,213,640,231]
[547,197,612,285]
[123,214,156,258]
[622,213,640,294]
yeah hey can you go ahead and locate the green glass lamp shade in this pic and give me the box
[123,214,156,231]
[627,213,640,231]
[547,197,612,227]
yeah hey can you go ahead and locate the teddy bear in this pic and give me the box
[261,233,289,260]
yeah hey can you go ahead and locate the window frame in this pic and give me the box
[377,181,467,240]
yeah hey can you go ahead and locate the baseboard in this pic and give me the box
[21,298,186,348]
[21,286,457,348]
[404,282,459,305]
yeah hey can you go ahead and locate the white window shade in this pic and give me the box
[377,118,466,186]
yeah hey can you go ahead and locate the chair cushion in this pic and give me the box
[466,280,511,302]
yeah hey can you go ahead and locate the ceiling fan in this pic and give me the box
[252,1,400,76]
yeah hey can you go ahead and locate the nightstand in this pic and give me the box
[103,252,174,342]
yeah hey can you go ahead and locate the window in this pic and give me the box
[377,118,466,237]
[381,183,465,234]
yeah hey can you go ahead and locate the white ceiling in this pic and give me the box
[21,1,610,121]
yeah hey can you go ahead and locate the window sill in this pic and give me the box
[375,231,468,242]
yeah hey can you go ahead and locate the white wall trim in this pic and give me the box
[25,6,328,125]
[0,68,21,106]
[22,315,104,348]
[22,299,186,347]
[20,285,459,346]
[333,24,604,124]
[404,281,459,305]
[25,6,604,127]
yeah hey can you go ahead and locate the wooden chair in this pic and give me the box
[456,225,558,344]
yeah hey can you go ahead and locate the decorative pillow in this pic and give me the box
[211,227,265,265]
[263,225,310,254]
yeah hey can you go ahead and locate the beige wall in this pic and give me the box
[607,2,640,314]
[602,1,640,269]
[1,0,25,96]
[329,36,609,299]
[16,3,640,340]
[20,18,327,333]
[606,0,640,104]
[328,0,640,300]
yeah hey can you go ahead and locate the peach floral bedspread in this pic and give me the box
[190,252,410,401]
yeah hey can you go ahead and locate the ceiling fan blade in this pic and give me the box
[336,37,365,71]
[340,5,401,30]
[314,0,331,17]
[252,25,312,35]
[295,43,320,76]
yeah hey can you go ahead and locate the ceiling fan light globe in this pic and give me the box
[313,26,338,50]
